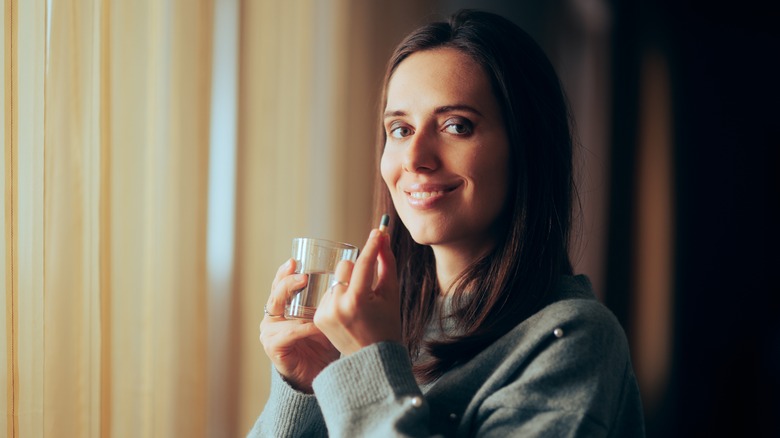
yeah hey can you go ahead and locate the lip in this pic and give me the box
[402,182,461,208]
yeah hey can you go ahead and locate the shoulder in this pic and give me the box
[488,276,637,412]
[425,276,644,435]
[462,275,632,394]
[468,276,642,433]
[470,275,635,406]
[512,275,630,363]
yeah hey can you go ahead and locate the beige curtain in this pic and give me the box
[4,0,214,436]
[3,0,435,436]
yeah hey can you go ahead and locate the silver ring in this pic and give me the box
[329,281,349,292]
[264,305,284,318]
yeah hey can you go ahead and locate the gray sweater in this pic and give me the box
[248,275,645,437]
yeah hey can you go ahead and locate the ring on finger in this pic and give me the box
[329,281,349,293]
[264,304,284,318]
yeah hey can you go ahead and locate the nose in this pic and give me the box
[402,129,439,173]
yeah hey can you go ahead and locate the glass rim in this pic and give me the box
[292,237,358,251]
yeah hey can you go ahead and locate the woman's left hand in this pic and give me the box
[313,229,401,356]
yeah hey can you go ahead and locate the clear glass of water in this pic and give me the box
[285,238,359,320]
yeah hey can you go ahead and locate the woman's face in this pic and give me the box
[381,47,511,257]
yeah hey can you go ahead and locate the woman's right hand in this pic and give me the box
[259,259,340,393]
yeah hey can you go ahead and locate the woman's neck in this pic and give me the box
[431,240,495,295]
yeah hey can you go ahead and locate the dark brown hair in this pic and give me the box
[373,10,575,382]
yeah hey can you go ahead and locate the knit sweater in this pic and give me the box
[247,275,645,437]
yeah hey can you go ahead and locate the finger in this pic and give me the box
[331,260,354,295]
[262,319,322,343]
[350,229,382,293]
[375,233,398,290]
[315,271,338,315]
[267,272,308,315]
[271,258,296,290]
[260,315,304,335]
[261,321,324,355]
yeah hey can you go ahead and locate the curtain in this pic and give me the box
[3,0,435,436]
[4,0,214,436]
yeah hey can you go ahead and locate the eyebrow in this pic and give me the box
[383,104,484,119]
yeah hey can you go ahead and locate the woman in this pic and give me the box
[250,9,644,437]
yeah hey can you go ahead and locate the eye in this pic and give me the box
[389,124,414,139]
[443,118,473,135]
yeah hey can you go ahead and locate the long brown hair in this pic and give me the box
[373,10,576,382]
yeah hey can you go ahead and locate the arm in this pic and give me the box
[247,368,327,438]
[250,226,402,437]
[310,229,431,437]
[308,308,642,438]
[306,301,643,437]
[247,258,340,437]
[312,342,433,438]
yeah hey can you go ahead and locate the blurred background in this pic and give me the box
[2,0,777,437]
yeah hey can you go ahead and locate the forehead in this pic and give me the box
[385,47,494,111]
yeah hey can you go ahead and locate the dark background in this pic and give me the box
[436,1,779,436]
[609,1,779,436]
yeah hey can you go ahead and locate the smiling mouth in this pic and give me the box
[403,184,459,204]
[408,190,446,199]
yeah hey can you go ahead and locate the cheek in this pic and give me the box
[380,148,397,189]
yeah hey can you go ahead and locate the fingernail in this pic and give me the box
[295,274,307,281]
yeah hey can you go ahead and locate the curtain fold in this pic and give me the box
[4,0,47,436]
[44,1,105,436]
[4,0,213,436]
[106,1,213,436]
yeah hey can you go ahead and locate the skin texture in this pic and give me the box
[380,47,510,290]
[260,47,510,392]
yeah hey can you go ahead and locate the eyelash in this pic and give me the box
[387,117,474,139]
[443,118,473,135]
[388,124,413,139]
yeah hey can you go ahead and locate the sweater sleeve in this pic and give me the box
[246,367,327,438]
[311,342,433,438]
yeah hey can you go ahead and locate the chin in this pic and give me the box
[406,224,450,247]
[400,212,456,245]
[402,224,435,246]
[407,231,435,246]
